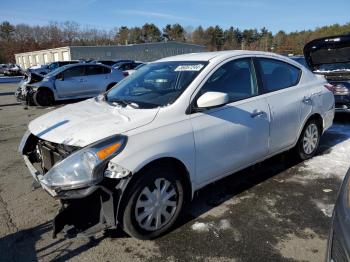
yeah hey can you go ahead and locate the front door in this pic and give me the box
[84,65,109,96]
[55,65,86,98]
[190,58,270,185]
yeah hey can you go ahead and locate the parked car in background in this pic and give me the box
[326,167,350,261]
[112,60,144,72]
[124,63,147,76]
[94,60,118,66]
[289,55,309,69]
[304,34,350,113]
[19,51,334,240]
[29,61,79,75]
[0,64,9,74]
[4,64,24,76]
[15,63,124,106]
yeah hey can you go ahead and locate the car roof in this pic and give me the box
[63,62,109,69]
[157,50,290,62]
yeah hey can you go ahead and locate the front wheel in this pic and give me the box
[121,165,184,240]
[295,119,321,160]
[33,88,54,106]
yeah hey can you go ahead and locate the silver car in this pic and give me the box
[16,63,124,106]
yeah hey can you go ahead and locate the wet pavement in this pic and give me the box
[0,83,349,262]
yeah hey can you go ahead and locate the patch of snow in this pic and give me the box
[290,123,350,184]
[312,200,334,217]
[191,222,210,232]
[218,219,231,230]
[191,219,232,233]
[314,69,350,73]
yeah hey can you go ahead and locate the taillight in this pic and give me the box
[324,83,335,92]
[333,84,350,95]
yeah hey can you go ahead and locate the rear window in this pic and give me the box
[257,58,301,93]
[86,65,106,75]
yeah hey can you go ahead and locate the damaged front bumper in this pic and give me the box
[20,134,131,238]
[23,154,130,238]
[15,84,36,104]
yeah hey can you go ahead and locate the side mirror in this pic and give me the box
[56,73,64,81]
[196,91,229,109]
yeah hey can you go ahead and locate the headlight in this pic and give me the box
[40,135,127,191]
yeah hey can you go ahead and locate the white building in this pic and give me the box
[15,42,205,69]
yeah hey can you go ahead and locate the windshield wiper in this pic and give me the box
[109,99,139,109]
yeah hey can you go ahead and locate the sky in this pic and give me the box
[0,0,349,34]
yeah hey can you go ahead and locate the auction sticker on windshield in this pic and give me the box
[175,64,204,71]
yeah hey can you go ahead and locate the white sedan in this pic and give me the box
[20,50,334,239]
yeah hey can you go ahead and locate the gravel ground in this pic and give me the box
[0,83,349,262]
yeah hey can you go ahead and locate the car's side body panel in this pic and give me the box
[109,53,334,194]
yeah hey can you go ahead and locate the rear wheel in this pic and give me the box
[121,165,184,240]
[295,119,321,160]
[33,88,54,106]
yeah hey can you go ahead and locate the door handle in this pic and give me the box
[251,110,265,118]
[302,96,312,104]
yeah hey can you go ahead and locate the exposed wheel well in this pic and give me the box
[117,157,193,221]
[306,113,323,133]
[37,86,53,95]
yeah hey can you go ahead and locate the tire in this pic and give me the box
[121,164,185,240]
[33,88,54,106]
[295,119,321,160]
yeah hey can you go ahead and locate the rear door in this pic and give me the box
[55,65,86,98]
[85,65,111,95]
[254,57,307,153]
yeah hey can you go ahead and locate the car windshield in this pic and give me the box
[316,62,350,72]
[106,61,207,109]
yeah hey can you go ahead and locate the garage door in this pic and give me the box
[35,55,40,65]
[28,55,33,66]
[62,51,69,61]
[43,54,49,64]
[53,52,59,61]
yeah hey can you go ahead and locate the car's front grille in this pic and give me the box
[331,232,348,262]
[37,140,78,173]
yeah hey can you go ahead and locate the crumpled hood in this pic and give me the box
[28,99,159,147]
[304,34,350,72]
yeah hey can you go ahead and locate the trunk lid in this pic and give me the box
[303,34,350,77]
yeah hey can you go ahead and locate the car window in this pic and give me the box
[103,67,111,74]
[200,58,258,103]
[86,65,106,76]
[120,63,131,70]
[63,66,85,78]
[257,58,301,93]
[48,63,58,70]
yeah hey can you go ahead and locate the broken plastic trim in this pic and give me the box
[52,178,131,238]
